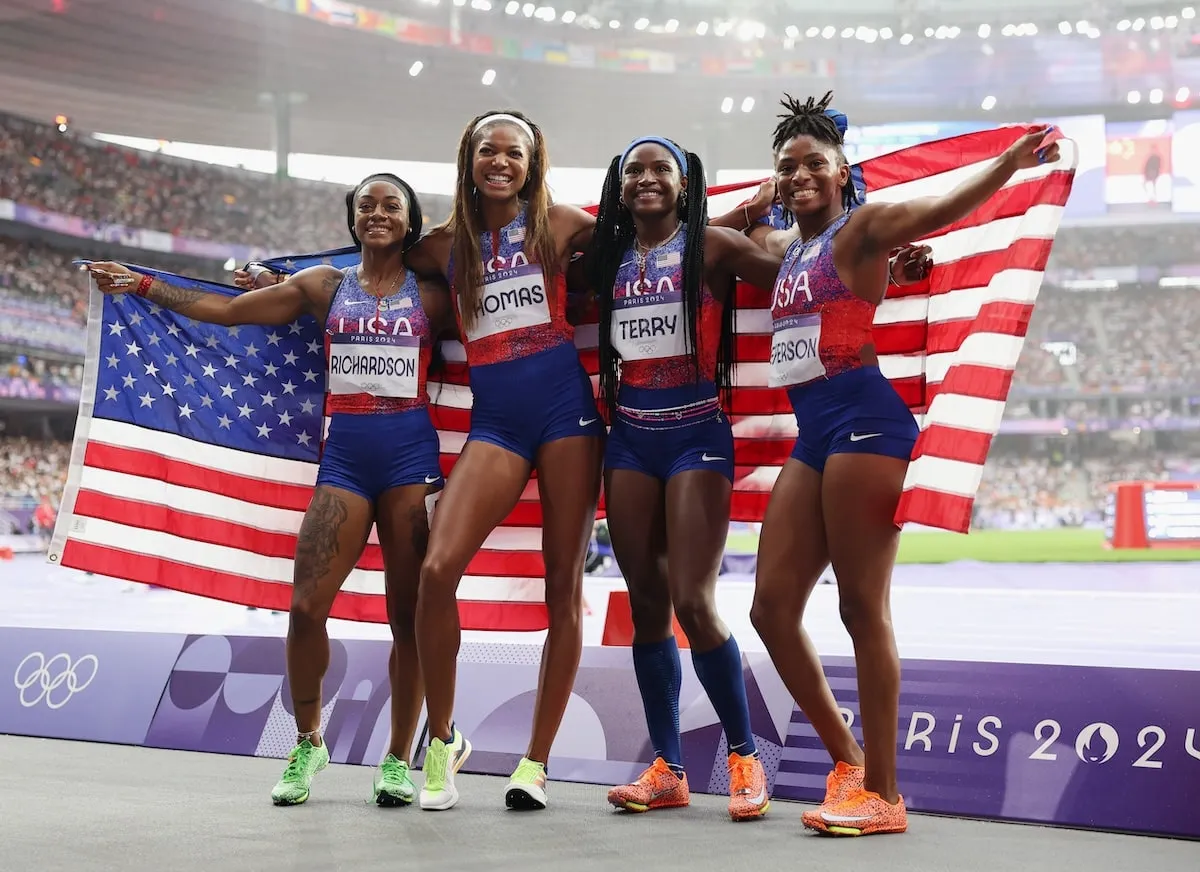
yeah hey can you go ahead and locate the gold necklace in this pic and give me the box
[634,222,683,272]
[359,265,405,299]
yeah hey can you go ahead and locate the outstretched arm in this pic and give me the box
[85,262,340,326]
[852,126,1059,256]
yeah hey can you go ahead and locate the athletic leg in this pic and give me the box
[664,468,767,820]
[272,485,374,805]
[603,464,692,813]
[749,460,863,770]
[807,452,909,836]
[504,433,603,809]
[370,482,437,806]
[416,440,531,810]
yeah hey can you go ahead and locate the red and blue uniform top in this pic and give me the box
[768,212,875,389]
[451,207,573,368]
[324,268,432,413]
[609,225,722,391]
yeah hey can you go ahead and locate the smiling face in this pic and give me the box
[353,180,409,249]
[774,134,849,218]
[471,121,533,201]
[620,142,687,220]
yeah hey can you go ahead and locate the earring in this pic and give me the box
[679,191,687,211]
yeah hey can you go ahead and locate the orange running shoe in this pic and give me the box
[800,761,864,829]
[803,788,908,836]
[607,757,690,813]
[727,753,770,821]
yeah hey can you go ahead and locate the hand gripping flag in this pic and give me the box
[51,125,1075,628]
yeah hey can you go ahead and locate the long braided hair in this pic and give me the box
[771,91,862,214]
[344,172,424,251]
[585,140,736,413]
[441,110,558,332]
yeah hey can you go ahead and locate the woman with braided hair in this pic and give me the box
[586,136,789,821]
[87,173,452,808]
[746,92,1060,836]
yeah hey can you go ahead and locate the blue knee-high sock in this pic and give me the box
[692,635,757,757]
[632,637,684,773]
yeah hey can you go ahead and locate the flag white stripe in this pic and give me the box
[75,464,544,551]
[87,418,317,486]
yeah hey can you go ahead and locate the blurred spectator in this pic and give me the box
[1,112,450,253]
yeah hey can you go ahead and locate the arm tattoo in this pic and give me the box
[145,278,210,314]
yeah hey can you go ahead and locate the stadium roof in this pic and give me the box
[1,0,1189,168]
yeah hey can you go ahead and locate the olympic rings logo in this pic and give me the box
[494,317,514,329]
[13,652,99,709]
[637,343,657,355]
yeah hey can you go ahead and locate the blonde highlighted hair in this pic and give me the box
[443,109,559,331]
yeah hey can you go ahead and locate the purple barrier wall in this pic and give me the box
[2,629,1196,838]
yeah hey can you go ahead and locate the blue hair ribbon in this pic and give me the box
[620,136,688,176]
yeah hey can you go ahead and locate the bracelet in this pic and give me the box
[887,256,899,287]
[743,203,752,231]
[135,273,153,297]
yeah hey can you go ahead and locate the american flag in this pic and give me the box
[52,125,1075,629]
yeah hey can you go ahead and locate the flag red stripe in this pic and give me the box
[893,488,975,533]
[59,539,550,630]
[85,442,314,512]
[70,489,549,577]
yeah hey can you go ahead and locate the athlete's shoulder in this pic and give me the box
[293,264,347,301]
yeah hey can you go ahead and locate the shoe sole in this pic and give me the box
[608,797,690,813]
[731,800,770,821]
[375,790,414,808]
[505,785,547,810]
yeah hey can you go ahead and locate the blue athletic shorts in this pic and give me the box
[316,408,444,501]
[787,366,918,473]
[604,383,734,483]
[467,343,605,463]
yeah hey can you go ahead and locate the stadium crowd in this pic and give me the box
[1,110,1197,532]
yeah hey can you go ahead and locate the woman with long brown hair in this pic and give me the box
[404,110,604,811]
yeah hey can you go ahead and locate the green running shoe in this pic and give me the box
[271,739,330,806]
[373,754,416,807]
[419,727,472,811]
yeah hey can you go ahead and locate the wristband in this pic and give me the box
[887,256,899,287]
[135,273,153,297]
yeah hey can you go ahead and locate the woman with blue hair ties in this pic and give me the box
[711,105,933,282]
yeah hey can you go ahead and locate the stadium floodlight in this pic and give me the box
[408,61,423,77]
[1127,90,1141,103]
[634,17,648,30]
[665,19,678,33]
[696,22,709,35]
[505,0,518,12]
[981,95,997,111]
[482,68,496,85]
[721,97,733,114]
[1149,88,1164,104]
[561,10,576,23]
[741,97,755,113]
[978,24,991,38]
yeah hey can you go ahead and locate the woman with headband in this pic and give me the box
[86,173,452,809]
[746,92,1059,836]
[404,110,607,812]
[586,135,792,821]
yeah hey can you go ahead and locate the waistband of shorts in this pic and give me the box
[615,382,721,429]
[786,363,877,402]
[327,407,432,428]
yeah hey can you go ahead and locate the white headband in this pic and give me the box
[472,113,536,143]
